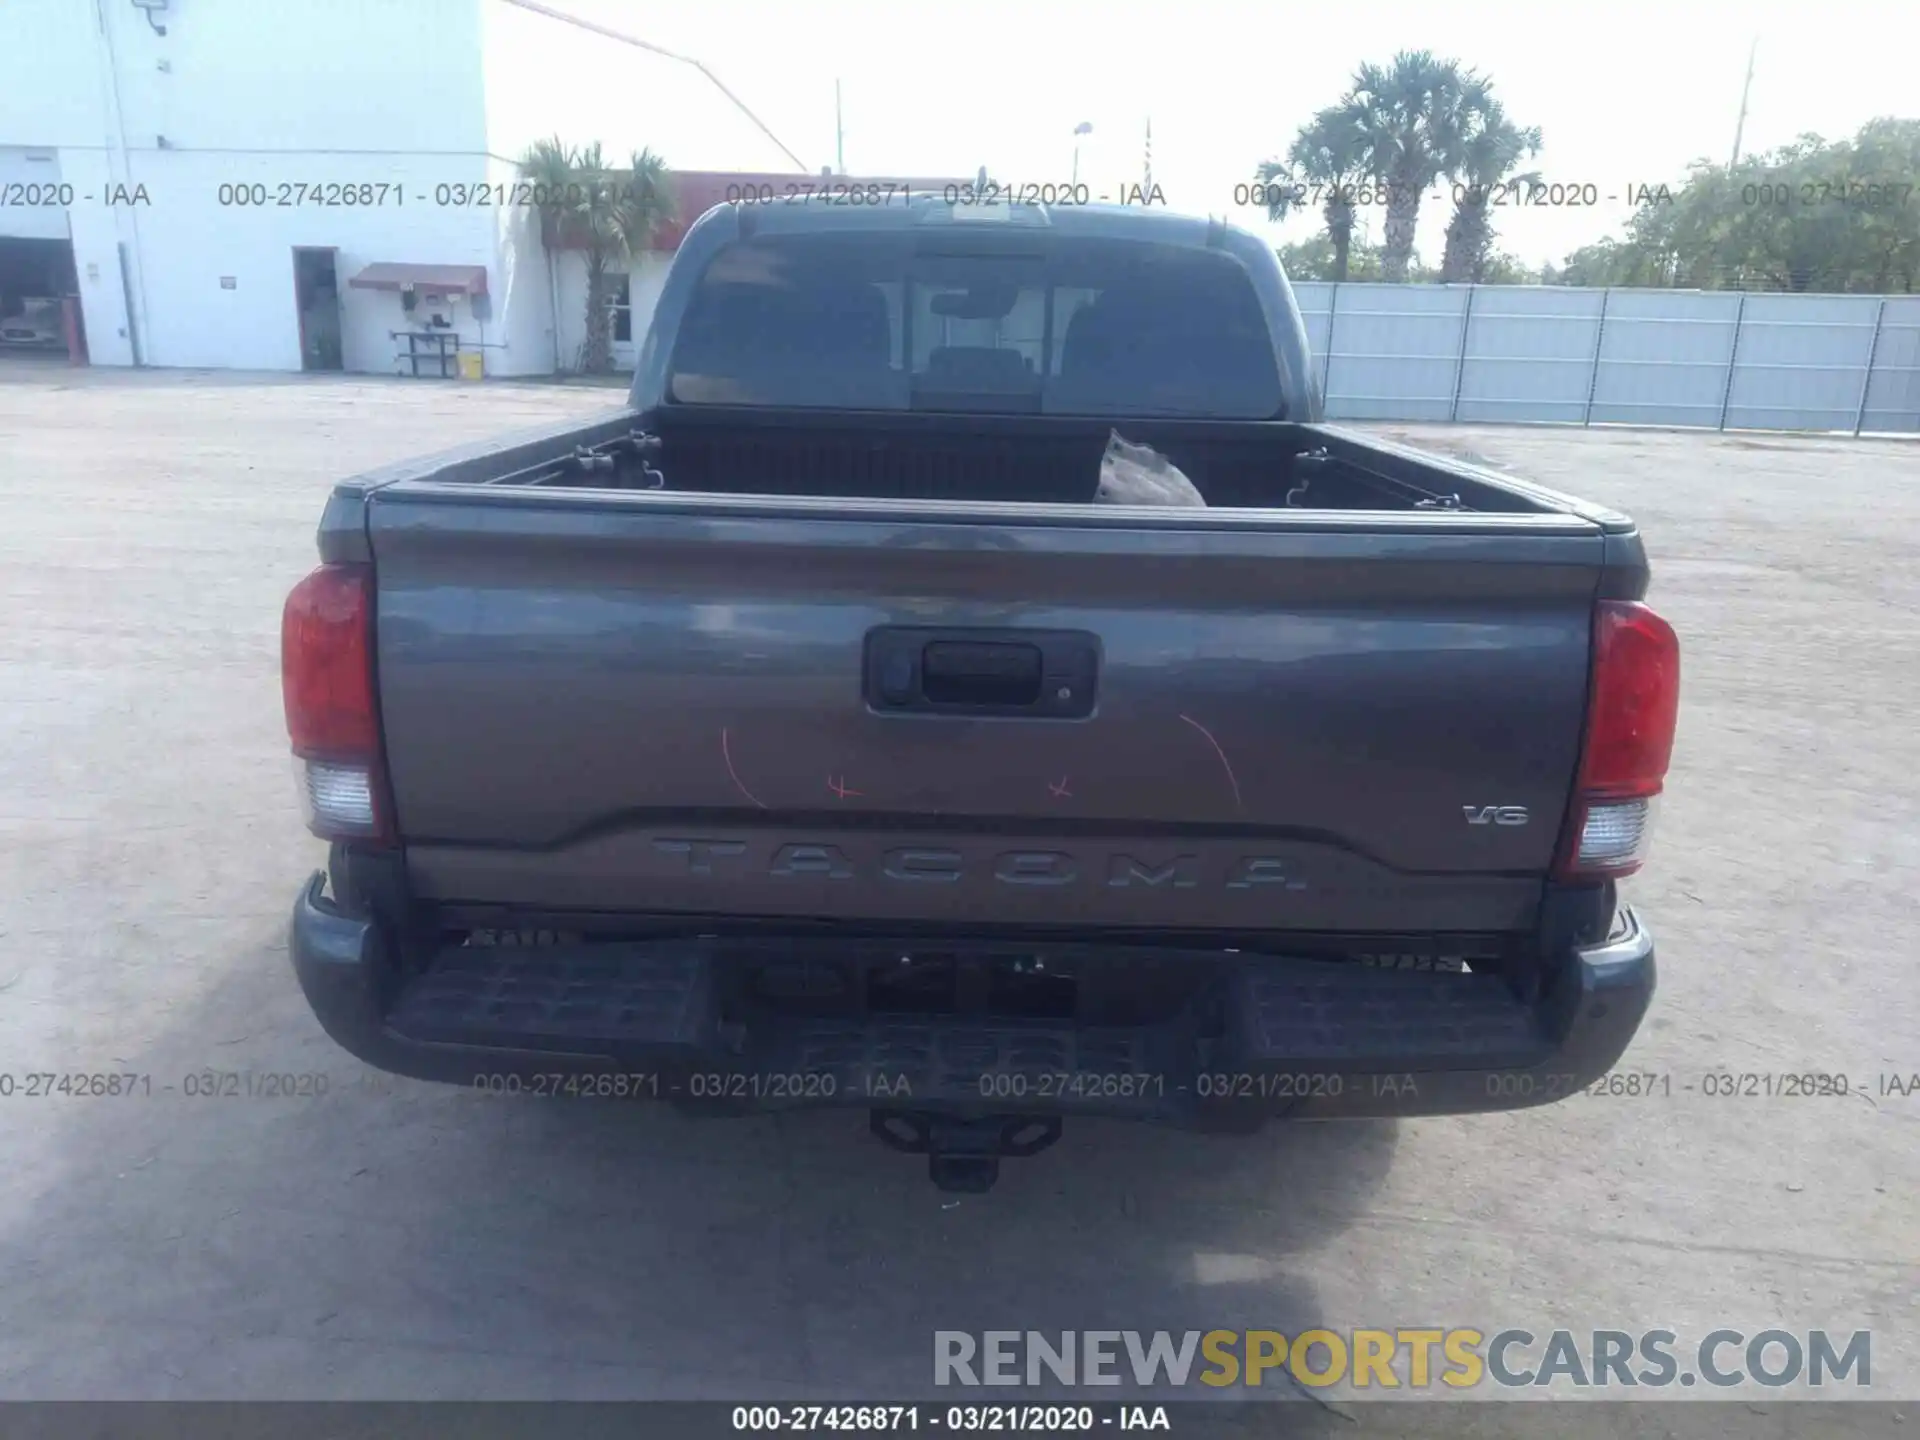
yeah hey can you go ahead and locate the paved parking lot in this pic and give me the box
[1,361,1915,1412]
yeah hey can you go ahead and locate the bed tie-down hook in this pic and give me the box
[629,429,667,490]
[567,445,615,475]
[1286,446,1332,507]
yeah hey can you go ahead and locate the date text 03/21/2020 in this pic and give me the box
[730,1404,1168,1432]
[3,1070,1912,1103]
[459,1070,1919,1103]
[719,181,1171,209]
[1229,179,1681,210]
[464,1071,1349,1103]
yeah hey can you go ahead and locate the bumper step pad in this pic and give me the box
[382,941,1553,1107]
[292,872,1655,1188]
[388,942,712,1048]
[1233,960,1548,1072]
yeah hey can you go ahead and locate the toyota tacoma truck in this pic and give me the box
[284,196,1679,1190]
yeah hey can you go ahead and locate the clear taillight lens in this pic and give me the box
[297,759,380,837]
[1570,795,1658,874]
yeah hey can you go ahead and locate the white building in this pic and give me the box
[0,0,809,375]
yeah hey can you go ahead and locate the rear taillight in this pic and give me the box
[281,563,389,843]
[1554,600,1680,880]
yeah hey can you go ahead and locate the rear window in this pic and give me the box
[665,233,1284,418]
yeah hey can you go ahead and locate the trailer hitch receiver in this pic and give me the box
[869,1110,1063,1193]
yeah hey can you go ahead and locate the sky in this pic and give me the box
[555,0,1916,269]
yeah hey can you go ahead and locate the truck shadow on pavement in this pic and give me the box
[0,929,1397,1402]
[516,1096,1401,1398]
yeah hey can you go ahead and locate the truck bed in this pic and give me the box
[455,406,1574,513]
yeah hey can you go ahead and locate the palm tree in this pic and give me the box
[1342,51,1485,283]
[520,137,676,373]
[1440,100,1543,283]
[1257,106,1371,282]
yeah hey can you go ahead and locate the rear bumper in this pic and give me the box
[289,872,1655,1123]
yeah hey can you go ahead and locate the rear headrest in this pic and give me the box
[1061,297,1145,382]
[1060,302,1105,375]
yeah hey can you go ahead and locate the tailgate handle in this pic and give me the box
[921,642,1041,706]
[865,628,1098,719]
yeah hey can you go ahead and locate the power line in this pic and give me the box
[494,0,808,172]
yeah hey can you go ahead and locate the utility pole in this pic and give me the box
[835,79,844,173]
[1729,38,1758,168]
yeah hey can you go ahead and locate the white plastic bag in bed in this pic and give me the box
[1094,430,1207,507]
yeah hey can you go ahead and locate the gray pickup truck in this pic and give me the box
[284,196,1679,1190]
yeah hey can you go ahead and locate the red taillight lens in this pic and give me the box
[283,564,376,756]
[1580,602,1681,795]
[1555,600,1680,880]
[282,564,388,841]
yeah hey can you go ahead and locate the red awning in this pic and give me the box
[348,263,488,297]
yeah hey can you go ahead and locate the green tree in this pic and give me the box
[1847,117,1920,290]
[1556,239,1633,286]
[1276,236,1445,283]
[1440,100,1543,282]
[1343,50,1486,282]
[1551,118,1920,293]
[1255,106,1371,281]
[520,137,677,372]
[1477,251,1540,285]
[1277,235,1386,281]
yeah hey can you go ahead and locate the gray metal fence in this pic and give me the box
[1290,282,1920,434]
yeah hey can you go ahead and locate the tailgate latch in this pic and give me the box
[864,627,1099,719]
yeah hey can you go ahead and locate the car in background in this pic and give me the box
[0,297,65,349]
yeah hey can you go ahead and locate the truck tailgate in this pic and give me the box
[368,488,1603,934]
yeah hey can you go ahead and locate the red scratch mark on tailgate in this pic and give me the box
[720,728,769,810]
[1179,714,1244,815]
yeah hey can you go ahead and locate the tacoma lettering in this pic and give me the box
[1106,855,1200,889]
[993,851,1078,886]
[882,847,964,883]
[769,843,854,879]
[650,839,1312,891]
[651,838,747,876]
[1226,858,1307,891]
